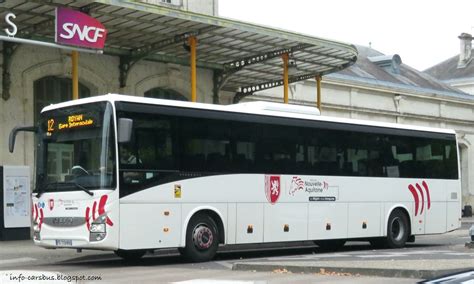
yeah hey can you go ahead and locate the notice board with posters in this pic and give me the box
[0,166,30,240]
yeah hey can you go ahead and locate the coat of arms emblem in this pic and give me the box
[265,175,281,204]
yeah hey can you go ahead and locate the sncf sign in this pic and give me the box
[55,7,107,49]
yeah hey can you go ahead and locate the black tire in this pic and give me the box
[114,249,146,261]
[385,209,409,248]
[181,213,219,262]
[314,239,346,251]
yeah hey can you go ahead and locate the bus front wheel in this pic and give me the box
[181,213,219,262]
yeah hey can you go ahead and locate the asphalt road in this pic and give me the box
[0,222,472,283]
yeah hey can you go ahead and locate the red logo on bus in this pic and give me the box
[33,203,44,230]
[265,175,281,204]
[49,199,54,211]
[407,181,431,216]
[84,195,114,231]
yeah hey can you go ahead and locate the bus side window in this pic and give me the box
[231,121,256,173]
[234,142,255,172]
[118,111,177,188]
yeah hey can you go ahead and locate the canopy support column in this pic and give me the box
[2,42,17,101]
[72,51,79,100]
[316,75,322,111]
[188,36,197,102]
[282,53,289,104]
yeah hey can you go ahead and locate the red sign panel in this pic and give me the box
[48,199,54,211]
[55,7,107,49]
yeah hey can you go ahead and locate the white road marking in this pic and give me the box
[173,280,259,284]
[392,250,451,255]
[0,257,36,265]
[312,253,352,258]
[444,252,474,256]
[358,254,406,258]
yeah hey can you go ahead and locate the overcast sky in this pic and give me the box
[219,0,474,71]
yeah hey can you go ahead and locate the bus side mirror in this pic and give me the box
[118,118,133,143]
[9,126,37,153]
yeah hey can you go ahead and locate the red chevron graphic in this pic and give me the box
[422,181,431,210]
[98,195,114,226]
[33,204,39,223]
[84,195,114,231]
[85,207,91,231]
[92,201,97,221]
[408,184,419,216]
[408,181,431,217]
[38,208,44,230]
[32,203,43,231]
[415,183,425,215]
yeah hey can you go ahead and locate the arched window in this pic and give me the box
[144,87,188,101]
[33,76,91,123]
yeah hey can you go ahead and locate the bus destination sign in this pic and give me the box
[47,114,94,134]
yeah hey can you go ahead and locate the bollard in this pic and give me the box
[465,225,474,248]
[464,205,473,217]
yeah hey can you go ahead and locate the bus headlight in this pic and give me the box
[33,222,40,232]
[33,222,41,241]
[90,223,106,233]
[89,214,107,242]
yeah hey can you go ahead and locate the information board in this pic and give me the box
[3,166,30,228]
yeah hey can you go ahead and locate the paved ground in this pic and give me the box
[0,219,472,283]
[232,218,474,280]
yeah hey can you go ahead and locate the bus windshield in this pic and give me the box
[36,102,116,193]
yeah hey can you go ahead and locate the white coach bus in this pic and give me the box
[9,94,461,262]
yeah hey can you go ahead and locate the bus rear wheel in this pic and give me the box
[181,213,219,262]
[386,209,409,248]
[373,209,409,249]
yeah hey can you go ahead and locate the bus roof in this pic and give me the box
[42,94,456,136]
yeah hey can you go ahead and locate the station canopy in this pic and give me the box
[0,0,358,100]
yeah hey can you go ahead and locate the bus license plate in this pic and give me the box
[55,239,72,246]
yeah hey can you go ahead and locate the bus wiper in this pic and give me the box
[72,182,94,196]
[37,182,94,197]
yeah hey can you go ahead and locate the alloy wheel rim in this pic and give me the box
[192,224,214,250]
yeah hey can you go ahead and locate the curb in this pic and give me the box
[232,263,468,279]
